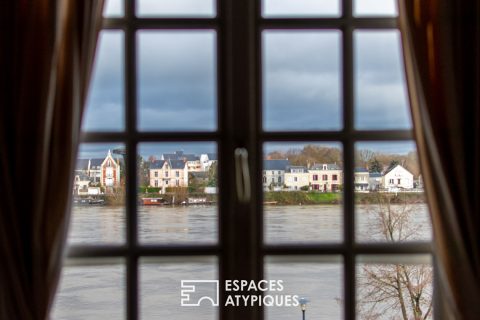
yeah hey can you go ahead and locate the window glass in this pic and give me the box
[137,31,217,131]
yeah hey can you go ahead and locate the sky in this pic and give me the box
[81,0,413,158]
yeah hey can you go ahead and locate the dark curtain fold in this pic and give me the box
[0,1,104,319]
[399,0,480,319]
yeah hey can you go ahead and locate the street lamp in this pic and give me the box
[299,297,308,320]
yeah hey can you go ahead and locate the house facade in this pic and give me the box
[309,163,343,192]
[382,164,414,191]
[101,150,121,187]
[149,159,189,193]
[75,150,121,188]
[263,159,290,190]
[354,168,370,192]
[284,166,309,191]
[200,153,218,171]
[368,172,382,191]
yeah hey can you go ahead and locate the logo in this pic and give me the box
[180,280,299,307]
[181,280,219,306]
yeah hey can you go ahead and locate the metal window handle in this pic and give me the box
[234,148,251,203]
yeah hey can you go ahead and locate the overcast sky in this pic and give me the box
[81,0,413,158]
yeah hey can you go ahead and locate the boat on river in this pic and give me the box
[73,197,105,206]
[141,197,169,206]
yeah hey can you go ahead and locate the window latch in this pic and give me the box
[234,148,251,204]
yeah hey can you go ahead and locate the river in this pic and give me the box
[52,204,431,319]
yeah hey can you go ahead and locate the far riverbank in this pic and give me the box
[89,191,425,206]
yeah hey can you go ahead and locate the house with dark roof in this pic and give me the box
[309,163,343,192]
[368,172,382,191]
[262,159,290,190]
[161,151,202,172]
[149,159,189,193]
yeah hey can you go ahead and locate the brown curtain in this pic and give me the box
[399,0,480,319]
[0,0,104,319]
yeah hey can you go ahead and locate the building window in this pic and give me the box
[154,171,158,178]
[294,177,297,182]
[176,171,179,177]
[154,180,158,187]
[313,174,318,181]
[332,174,338,181]
[322,174,328,181]
[165,171,168,178]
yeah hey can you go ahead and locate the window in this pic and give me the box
[175,171,179,177]
[58,1,433,320]
[154,171,158,178]
[294,177,297,182]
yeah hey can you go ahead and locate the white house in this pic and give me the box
[200,153,218,171]
[263,159,290,190]
[284,166,309,191]
[382,164,414,192]
[354,168,369,192]
[309,163,343,192]
[149,159,189,194]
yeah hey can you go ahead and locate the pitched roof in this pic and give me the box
[285,165,308,173]
[369,172,382,178]
[310,163,342,170]
[383,164,412,176]
[207,153,218,161]
[355,167,369,173]
[263,159,290,171]
[162,151,198,161]
[150,160,166,169]
[76,159,90,170]
[169,160,187,169]
[90,159,104,167]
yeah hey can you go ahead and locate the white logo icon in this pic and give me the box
[181,280,219,306]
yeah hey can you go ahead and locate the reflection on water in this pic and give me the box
[56,204,431,319]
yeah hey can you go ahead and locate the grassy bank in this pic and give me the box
[264,191,425,205]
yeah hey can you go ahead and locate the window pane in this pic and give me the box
[140,257,218,319]
[52,260,125,320]
[103,0,124,17]
[354,31,411,130]
[138,142,217,244]
[265,256,343,319]
[263,31,341,131]
[137,0,216,17]
[354,0,398,16]
[354,142,431,242]
[82,31,124,132]
[357,255,433,319]
[263,142,343,243]
[69,143,125,244]
[262,0,340,17]
[137,31,217,131]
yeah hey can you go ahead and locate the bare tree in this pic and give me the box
[357,194,433,320]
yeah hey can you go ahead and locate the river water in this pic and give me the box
[52,204,431,319]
